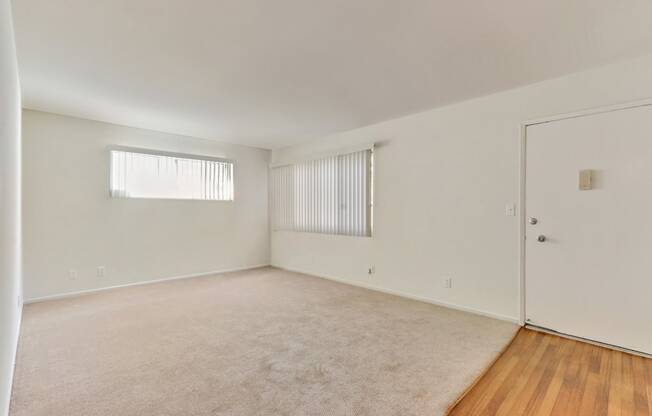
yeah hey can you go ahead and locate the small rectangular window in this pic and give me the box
[109,148,234,200]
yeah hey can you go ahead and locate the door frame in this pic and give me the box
[518,98,652,325]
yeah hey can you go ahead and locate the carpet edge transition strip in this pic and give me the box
[445,326,524,415]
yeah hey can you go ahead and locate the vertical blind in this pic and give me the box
[110,149,234,200]
[270,148,372,237]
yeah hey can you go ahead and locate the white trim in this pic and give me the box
[518,98,652,326]
[269,142,374,168]
[274,265,520,324]
[517,123,527,326]
[24,264,270,304]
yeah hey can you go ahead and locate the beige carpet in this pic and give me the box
[11,267,517,416]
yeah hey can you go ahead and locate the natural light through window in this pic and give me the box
[109,148,234,200]
[270,147,373,237]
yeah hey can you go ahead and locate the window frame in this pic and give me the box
[107,145,235,201]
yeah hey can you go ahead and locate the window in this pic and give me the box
[109,148,234,200]
[270,148,373,237]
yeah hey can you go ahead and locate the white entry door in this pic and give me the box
[525,104,652,355]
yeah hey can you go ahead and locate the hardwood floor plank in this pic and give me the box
[630,356,649,415]
[647,358,652,412]
[576,346,603,416]
[494,333,556,415]
[535,337,576,416]
[592,344,614,416]
[608,349,624,415]
[622,353,636,416]
[556,340,595,415]
[448,329,652,416]
[511,337,563,415]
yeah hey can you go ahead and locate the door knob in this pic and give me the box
[537,235,546,242]
[529,217,538,225]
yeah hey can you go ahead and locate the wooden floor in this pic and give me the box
[448,328,652,416]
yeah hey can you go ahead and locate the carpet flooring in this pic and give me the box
[11,267,517,416]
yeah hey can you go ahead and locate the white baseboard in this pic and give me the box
[24,264,271,304]
[24,263,519,324]
[273,265,520,324]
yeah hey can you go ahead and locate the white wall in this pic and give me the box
[0,0,22,414]
[271,53,652,322]
[23,110,270,300]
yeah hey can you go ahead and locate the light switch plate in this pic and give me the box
[505,203,516,217]
[579,169,593,190]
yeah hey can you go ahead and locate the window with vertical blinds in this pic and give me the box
[109,148,234,200]
[270,148,373,237]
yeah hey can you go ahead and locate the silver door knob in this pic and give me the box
[537,235,546,242]
[529,217,538,225]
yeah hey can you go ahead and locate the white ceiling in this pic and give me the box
[12,0,652,149]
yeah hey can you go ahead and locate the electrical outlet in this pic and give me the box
[69,269,78,280]
[444,277,452,289]
[505,203,516,217]
[368,265,375,275]
[97,266,105,278]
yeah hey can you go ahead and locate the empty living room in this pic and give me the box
[2,1,652,415]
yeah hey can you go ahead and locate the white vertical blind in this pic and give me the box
[110,150,234,200]
[271,149,372,237]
